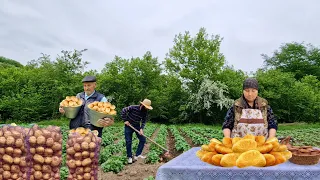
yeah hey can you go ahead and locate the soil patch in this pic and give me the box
[98,127,164,180]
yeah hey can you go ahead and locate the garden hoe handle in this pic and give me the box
[127,124,169,153]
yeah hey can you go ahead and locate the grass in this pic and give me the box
[278,122,320,130]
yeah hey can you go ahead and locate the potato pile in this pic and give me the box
[88,101,117,115]
[26,125,63,180]
[60,96,83,107]
[66,127,101,180]
[196,134,292,168]
[0,125,28,180]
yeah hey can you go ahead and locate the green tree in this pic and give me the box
[256,69,320,123]
[99,52,163,121]
[165,27,225,93]
[0,49,88,123]
[217,66,246,100]
[0,56,23,68]
[262,42,320,80]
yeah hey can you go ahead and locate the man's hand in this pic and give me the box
[59,106,65,114]
[139,129,144,135]
[98,117,114,127]
[124,121,130,126]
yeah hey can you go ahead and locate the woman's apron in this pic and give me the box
[231,109,268,138]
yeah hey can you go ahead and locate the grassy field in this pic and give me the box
[3,118,320,180]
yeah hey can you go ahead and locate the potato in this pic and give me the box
[25,128,33,136]
[54,172,60,178]
[83,136,91,143]
[11,165,20,173]
[55,151,62,156]
[33,154,44,164]
[6,136,15,146]
[0,137,6,145]
[76,174,84,180]
[37,136,46,145]
[14,138,23,148]
[44,148,53,156]
[74,152,82,160]
[82,158,92,166]
[67,160,76,169]
[13,157,21,165]
[51,133,61,142]
[0,147,5,154]
[42,165,52,173]
[3,164,10,171]
[74,143,81,152]
[84,167,91,173]
[66,147,76,155]
[83,173,91,180]
[75,160,82,167]
[42,173,50,180]
[3,154,13,164]
[34,171,42,180]
[51,156,61,167]
[36,147,45,154]
[76,136,84,143]
[34,164,42,171]
[89,142,96,151]
[90,152,95,158]
[68,174,74,179]
[20,158,27,167]
[52,142,62,152]
[3,171,11,179]
[76,167,84,175]
[81,142,89,150]
[13,148,22,156]
[42,129,51,138]
[82,151,90,158]
[46,138,54,147]
[34,130,43,137]
[10,130,20,138]
[52,167,59,172]
[11,172,19,179]
[43,157,52,165]
[30,148,36,154]
[29,136,37,145]
[4,131,12,138]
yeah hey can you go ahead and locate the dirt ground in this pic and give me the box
[98,159,164,180]
[98,128,167,180]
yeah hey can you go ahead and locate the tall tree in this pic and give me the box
[262,42,320,80]
[165,27,225,93]
[99,51,163,120]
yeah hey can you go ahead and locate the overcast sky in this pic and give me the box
[1,0,319,73]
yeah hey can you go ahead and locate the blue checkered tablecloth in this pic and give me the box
[156,147,320,180]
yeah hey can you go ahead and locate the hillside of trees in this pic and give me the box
[0,28,319,124]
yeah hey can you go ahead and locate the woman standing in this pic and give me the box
[222,78,278,139]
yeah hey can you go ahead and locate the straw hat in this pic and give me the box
[140,99,153,110]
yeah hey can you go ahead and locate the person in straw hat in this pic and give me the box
[121,98,153,164]
[59,75,114,137]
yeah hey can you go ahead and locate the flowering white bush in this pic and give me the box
[189,78,233,116]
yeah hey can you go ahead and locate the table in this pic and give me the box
[156,147,320,180]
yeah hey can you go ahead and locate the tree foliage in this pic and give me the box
[0,28,319,124]
[262,42,320,80]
